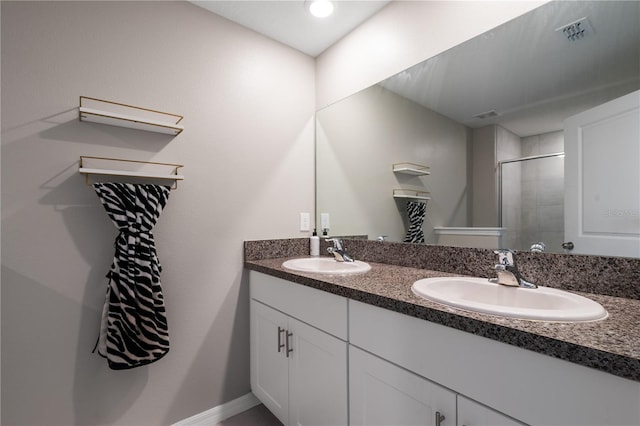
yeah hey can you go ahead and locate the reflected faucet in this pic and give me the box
[490,249,537,289]
[325,238,354,262]
[530,242,546,253]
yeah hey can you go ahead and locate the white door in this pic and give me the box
[457,396,525,426]
[564,90,640,257]
[350,345,456,426]
[251,300,289,425]
[288,318,348,426]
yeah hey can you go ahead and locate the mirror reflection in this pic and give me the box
[316,0,640,257]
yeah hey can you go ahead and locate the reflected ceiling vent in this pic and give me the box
[472,110,500,120]
[555,17,593,41]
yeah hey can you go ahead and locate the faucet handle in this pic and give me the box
[325,238,343,250]
[494,249,515,266]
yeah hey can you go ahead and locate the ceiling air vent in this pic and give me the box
[472,110,500,120]
[555,17,593,41]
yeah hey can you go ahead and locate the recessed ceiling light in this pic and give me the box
[307,0,334,18]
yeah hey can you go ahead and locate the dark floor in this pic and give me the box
[215,404,283,426]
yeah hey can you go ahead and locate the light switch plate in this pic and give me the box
[300,212,311,231]
[321,213,330,230]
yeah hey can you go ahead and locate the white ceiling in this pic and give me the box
[191,0,391,57]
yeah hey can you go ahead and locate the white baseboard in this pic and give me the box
[172,392,261,426]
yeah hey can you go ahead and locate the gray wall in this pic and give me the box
[1,2,314,424]
[471,125,498,226]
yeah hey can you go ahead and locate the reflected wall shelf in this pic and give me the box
[393,189,431,201]
[393,162,430,176]
[79,96,184,135]
[79,156,185,189]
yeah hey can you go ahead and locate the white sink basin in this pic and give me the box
[283,257,371,275]
[412,277,607,322]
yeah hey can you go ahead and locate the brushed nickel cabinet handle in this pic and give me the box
[277,327,285,353]
[286,331,293,357]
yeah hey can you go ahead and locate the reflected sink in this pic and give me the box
[412,277,607,322]
[283,257,371,275]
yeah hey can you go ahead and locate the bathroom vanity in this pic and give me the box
[245,240,640,426]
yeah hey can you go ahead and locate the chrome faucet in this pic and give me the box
[325,238,354,262]
[490,249,537,289]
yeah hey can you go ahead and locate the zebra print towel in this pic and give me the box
[93,182,171,370]
[403,200,426,244]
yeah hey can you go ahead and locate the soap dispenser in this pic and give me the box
[310,229,320,256]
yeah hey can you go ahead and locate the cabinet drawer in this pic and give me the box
[250,271,348,340]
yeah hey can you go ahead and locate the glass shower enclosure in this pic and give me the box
[499,153,565,253]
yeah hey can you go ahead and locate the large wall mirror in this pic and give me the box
[316,0,639,257]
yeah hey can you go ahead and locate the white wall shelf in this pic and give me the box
[79,96,184,135]
[393,189,431,201]
[393,162,430,176]
[79,156,185,189]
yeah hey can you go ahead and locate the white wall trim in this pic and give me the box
[172,392,261,426]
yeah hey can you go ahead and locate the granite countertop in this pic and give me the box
[246,257,640,382]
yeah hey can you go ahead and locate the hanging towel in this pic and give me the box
[403,200,426,244]
[93,182,171,369]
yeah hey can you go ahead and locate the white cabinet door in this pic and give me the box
[251,298,348,426]
[288,317,348,426]
[251,300,290,425]
[350,345,456,426]
[457,396,525,426]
